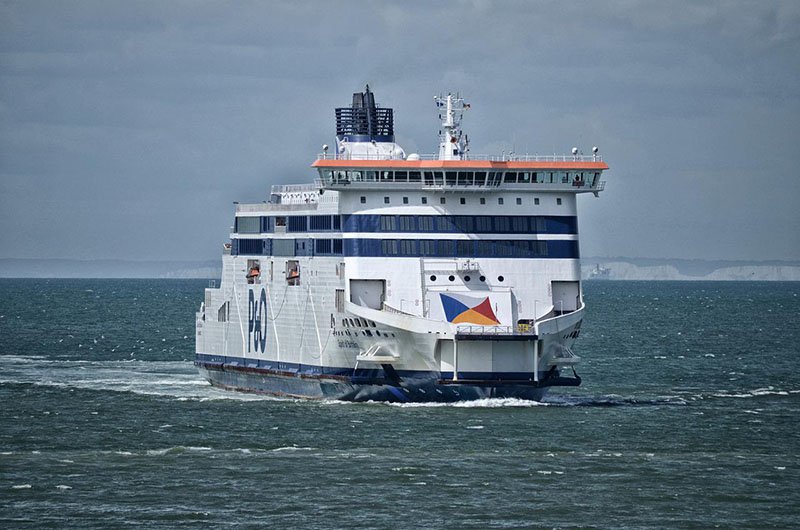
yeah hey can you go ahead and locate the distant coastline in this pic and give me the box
[1,257,799,281]
[581,257,800,281]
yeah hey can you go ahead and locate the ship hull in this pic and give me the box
[194,360,564,402]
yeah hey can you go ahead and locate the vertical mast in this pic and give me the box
[435,93,470,160]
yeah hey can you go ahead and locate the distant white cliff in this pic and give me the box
[582,259,800,281]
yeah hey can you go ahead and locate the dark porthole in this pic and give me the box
[498,275,505,282]
[430,275,437,281]
[479,275,486,282]
[448,275,455,282]
[464,275,471,282]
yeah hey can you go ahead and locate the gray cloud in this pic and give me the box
[1,0,798,261]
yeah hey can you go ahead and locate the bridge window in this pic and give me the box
[395,171,408,182]
[445,172,457,186]
[475,172,487,185]
[409,171,422,182]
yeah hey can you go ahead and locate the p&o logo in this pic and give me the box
[248,288,268,353]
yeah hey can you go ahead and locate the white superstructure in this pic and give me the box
[195,86,609,402]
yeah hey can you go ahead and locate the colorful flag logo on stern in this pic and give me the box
[439,293,500,326]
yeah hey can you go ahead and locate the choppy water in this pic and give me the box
[1,279,798,529]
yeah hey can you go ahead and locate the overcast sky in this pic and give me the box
[1,0,799,262]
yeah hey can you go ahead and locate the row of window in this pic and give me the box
[234,238,343,257]
[369,196,563,206]
[323,169,600,187]
[236,214,576,235]
[345,214,577,234]
[232,238,579,259]
[235,215,342,234]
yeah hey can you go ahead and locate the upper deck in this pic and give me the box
[313,154,608,194]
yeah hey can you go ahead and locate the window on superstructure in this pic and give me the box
[381,240,398,255]
[457,172,472,186]
[360,196,366,204]
[477,240,493,256]
[534,198,540,205]
[480,197,486,205]
[512,216,527,232]
[453,216,474,232]
[593,172,600,186]
[445,172,457,186]
[562,173,569,183]
[456,240,472,256]
[506,172,517,183]
[315,239,332,254]
[395,171,408,183]
[379,215,397,231]
[398,215,416,231]
[475,172,487,186]
[399,240,416,255]
[261,216,273,233]
[512,240,528,257]
[438,240,455,257]
[418,216,434,231]
[381,171,392,181]
[534,241,548,257]
[498,197,504,205]
[475,216,492,232]
[409,171,422,182]
[421,197,428,204]
[516,198,522,205]
[333,239,343,254]
[440,197,446,205]
[419,240,436,256]
[288,216,307,232]
[236,216,261,234]
[532,172,538,182]
[460,198,466,205]
[310,215,333,231]
[403,197,409,204]
[495,217,510,232]
[534,217,547,233]
[519,172,530,183]
[365,171,377,182]
[436,216,455,232]
[495,241,514,257]
[549,172,554,183]
[384,196,390,204]
[557,198,562,205]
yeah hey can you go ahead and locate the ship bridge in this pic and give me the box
[312,156,608,195]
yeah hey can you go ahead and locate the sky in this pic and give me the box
[1,0,799,262]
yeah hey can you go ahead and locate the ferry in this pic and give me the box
[195,86,609,402]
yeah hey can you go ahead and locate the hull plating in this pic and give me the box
[196,363,550,403]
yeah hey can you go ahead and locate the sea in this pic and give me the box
[1,279,798,529]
